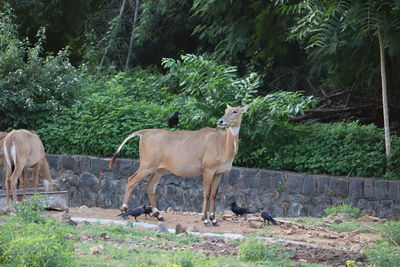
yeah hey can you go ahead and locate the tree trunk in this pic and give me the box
[377,29,391,167]
[100,0,127,67]
[125,0,140,71]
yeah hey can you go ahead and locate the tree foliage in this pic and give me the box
[0,5,82,129]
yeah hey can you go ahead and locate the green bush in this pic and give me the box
[324,204,366,217]
[238,240,292,263]
[261,121,400,179]
[15,194,47,223]
[33,53,400,180]
[0,218,74,267]
[0,5,82,130]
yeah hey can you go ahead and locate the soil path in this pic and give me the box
[45,207,379,248]
[44,207,380,266]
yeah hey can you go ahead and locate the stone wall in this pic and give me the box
[41,154,400,219]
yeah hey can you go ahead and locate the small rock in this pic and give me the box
[246,215,262,222]
[100,232,110,239]
[79,205,88,212]
[295,218,305,223]
[90,245,104,255]
[286,229,295,235]
[336,212,354,219]
[65,233,74,240]
[175,224,187,234]
[129,246,139,254]
[248,221,263,228]
[57,212,77,226]
[74,249,85,255]
[135,225,148,232]
[166,207,174,213]
[188,225,200,232]
[334,218,343,224]
[357,215,384,222]
[351,244,362,252]
[177,232,187,237]
[367,210,376,216]
[157,223,170,234]
[124,238,133,244]
[221,210,235,220]
[0,208,9,215]
[80,235,89,241]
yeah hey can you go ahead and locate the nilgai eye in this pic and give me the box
[232,111,238,114]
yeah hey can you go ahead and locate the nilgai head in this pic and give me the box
[217,105,248,128]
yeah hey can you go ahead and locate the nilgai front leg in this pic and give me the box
[201,170,215,226]
[208,173,223,226]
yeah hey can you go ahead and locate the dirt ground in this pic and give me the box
[45,206,379,248]
[44,207,380,266]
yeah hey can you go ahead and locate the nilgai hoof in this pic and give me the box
[119,206,128,212]
[157,216,165,222]
[204,220,213,227]
[212,220,219,226]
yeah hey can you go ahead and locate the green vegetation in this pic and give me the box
[0,196,75,266]
[14,194,47,223]
[0,5,82,130]
[1,2,400,179]
[324,204,366,218]
[238,240,292,265]
[283,211,400,267]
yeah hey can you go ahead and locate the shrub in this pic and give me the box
[0,5,82,130]
[262,121,400,179]
[33,53,400,180]
[238,240,292,263]
[0,217,74,267]
[172,250,197,267]
[324,204,366,217]
[15,194,47,223]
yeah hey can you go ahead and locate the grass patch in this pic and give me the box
[365,242,400,267]
[0,212,75,266]
[324,204,366,217]
[284,217,383,234]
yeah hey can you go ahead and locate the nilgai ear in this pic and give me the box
[241,105,249,113]
[226,104,232,109]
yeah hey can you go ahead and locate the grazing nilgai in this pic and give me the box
[2,129,58,207]
[109,105,248,225]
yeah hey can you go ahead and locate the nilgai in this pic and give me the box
[109,105,248,226]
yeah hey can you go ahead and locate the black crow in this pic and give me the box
[118,204,147,221]
[261,211,279,225]
[168,111,181,128]
[230,202,254,217]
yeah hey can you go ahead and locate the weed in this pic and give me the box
[15,194,47,223]
[365,242,400,267]
[324,204,366,217]
[238,239,292,263]
[0,217,74,266]
[381,221,400,246]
